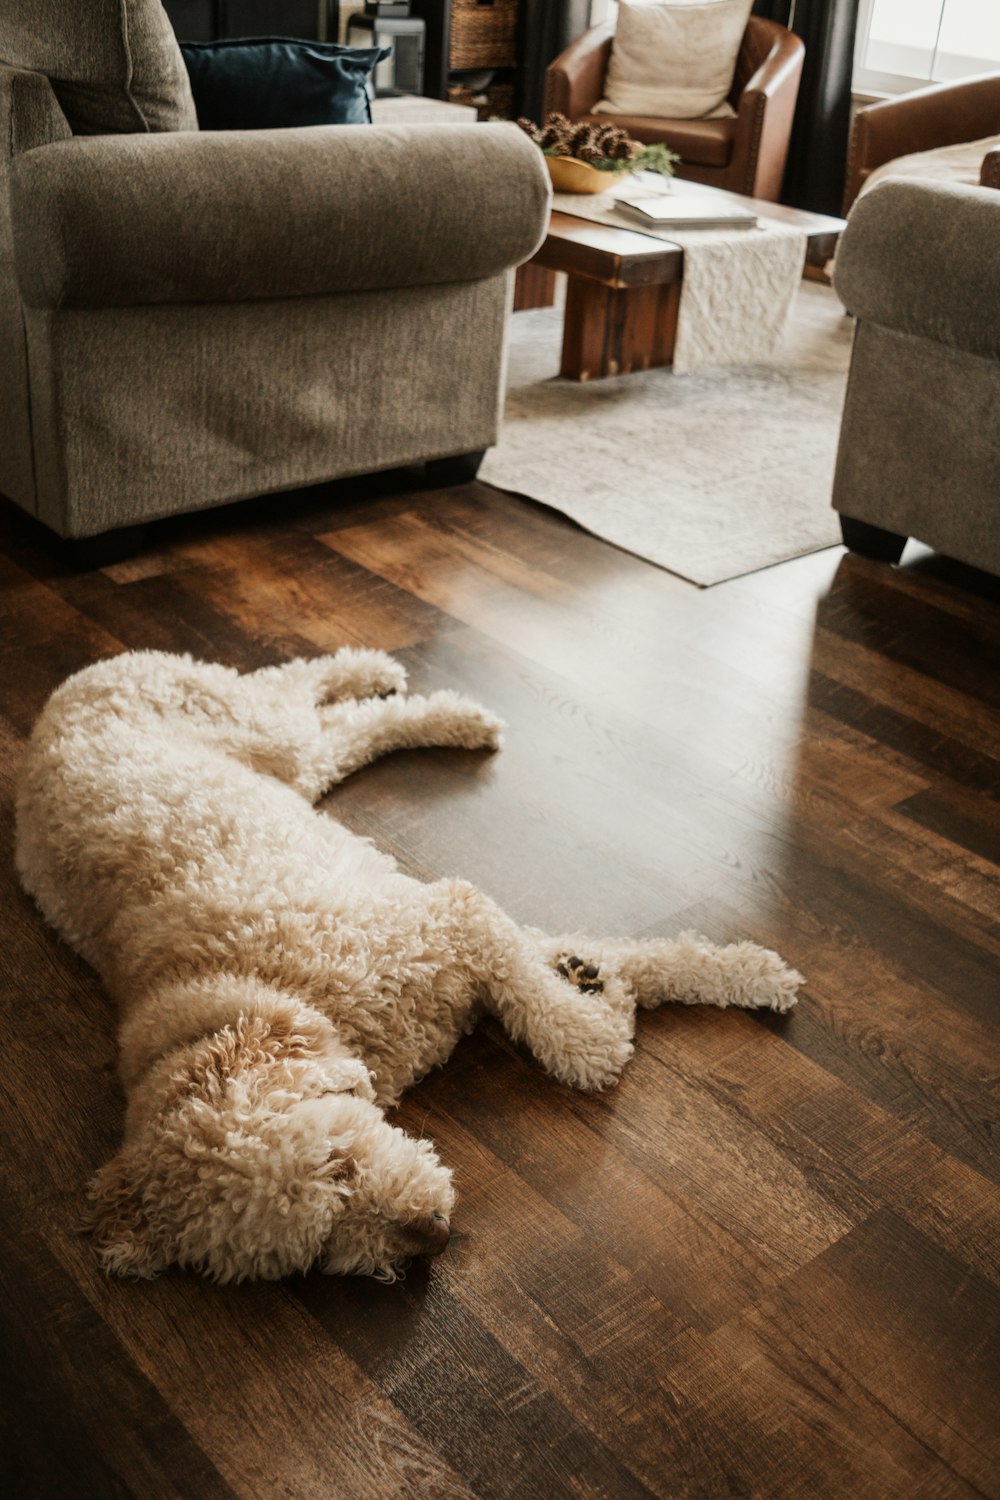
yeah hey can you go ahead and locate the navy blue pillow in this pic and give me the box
[179,38,391,130]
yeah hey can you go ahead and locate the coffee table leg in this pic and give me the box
[513,264,558,311]
[561,278,680,380]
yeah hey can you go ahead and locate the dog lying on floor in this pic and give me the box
[15,649,802,1283]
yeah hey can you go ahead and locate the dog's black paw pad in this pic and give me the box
[557,955,604,994]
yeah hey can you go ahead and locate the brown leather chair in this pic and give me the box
[844,74,1000,211]
[544,16,804,203]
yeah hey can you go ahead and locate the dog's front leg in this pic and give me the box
[293,693,506,801]
[536,931,802,1015]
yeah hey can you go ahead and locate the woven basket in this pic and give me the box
[449,0,519,71]
[447,80,516,121]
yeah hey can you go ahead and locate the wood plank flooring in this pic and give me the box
[1,473,998,1500]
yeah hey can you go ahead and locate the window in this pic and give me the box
[854,0,1000,96]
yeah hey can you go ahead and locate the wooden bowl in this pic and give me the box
[545,155,612,195]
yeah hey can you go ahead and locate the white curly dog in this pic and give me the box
[16,649,802,1283]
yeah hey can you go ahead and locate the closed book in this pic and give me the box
[614,195,758,230]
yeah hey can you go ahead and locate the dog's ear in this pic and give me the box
[82,1148,167,1279]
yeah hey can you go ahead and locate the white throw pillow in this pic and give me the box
[594,0,753,121]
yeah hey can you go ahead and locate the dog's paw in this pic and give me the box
[471,716,505,752]
[444,696,506,752]
[729,944,803,1013]
[556,954,604,994]
[342,649,407,699]
[543,1006,633,1091]
[371,657,409,698]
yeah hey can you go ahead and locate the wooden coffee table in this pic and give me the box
[513,186,845,382]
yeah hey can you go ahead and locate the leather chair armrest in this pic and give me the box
[730,20,805,200]
[832,179,1000,361]
[735,18,805,103]
[12,122,551,310]
[845,74,1000,209]
[544,22,614,119]
[981,146,1000,188]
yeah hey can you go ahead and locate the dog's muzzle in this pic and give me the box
[406,1214,451,1257]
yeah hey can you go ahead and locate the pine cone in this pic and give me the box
[538,122,571,150]
[515,117,540,140]
[570,122,598,149]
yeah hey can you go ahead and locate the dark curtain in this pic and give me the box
[516,0,593,121]
[753,0,860,215]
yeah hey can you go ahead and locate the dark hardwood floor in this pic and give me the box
[1,472,998,1500]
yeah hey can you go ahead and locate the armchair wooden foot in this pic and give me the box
[60,523,152,572]
[425,450,487,487]
[839,515,907,564]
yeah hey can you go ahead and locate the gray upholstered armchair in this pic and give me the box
[831,179,1000,576]
[0,2,549,561]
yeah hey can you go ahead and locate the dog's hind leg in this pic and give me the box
[428,883,635,1091]
[291,691,506,802]
[537,931,802,1015]
[249,649,407,703]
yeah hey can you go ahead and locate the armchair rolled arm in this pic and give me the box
[845,74,1000,209]
[730,20,804,200]
[833,179,1000,361]
[544,22,614,119]
[12,123,551,310]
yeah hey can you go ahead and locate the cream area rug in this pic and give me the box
[481,281,852,587]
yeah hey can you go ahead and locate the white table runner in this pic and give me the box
[552,181,807,374]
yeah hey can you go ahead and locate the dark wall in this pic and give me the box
[163,2,338,41]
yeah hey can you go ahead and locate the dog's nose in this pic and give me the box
[412,1214,450,1256]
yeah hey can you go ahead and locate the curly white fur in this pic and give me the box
[15,649,803,1283]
